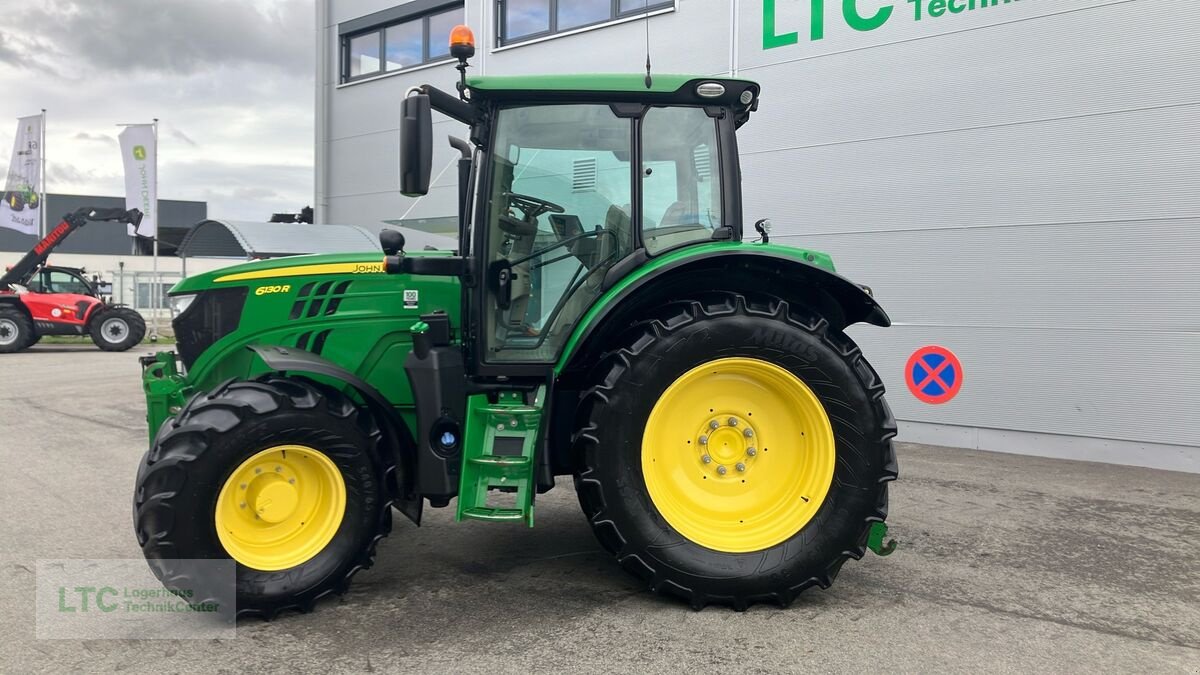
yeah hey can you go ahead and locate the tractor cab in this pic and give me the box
[475,88,743,366]
[26,265,105,298]
[393,68,760,375]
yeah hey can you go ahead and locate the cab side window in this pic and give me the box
[26,271,47,293]
[640,107,723,254]
[45,271,90,295]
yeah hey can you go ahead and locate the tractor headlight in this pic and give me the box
[169,293,197,317]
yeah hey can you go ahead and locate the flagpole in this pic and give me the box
[151,118,159,342]
[39,109,46,238]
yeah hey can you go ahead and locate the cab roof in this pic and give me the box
[464,74,760,122]
[467,74,756,94]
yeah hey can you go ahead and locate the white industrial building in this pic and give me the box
[316,0,1200,471]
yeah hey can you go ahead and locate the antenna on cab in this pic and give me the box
[643,9,652,88]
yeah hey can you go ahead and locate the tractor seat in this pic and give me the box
[549,214,599,269]
[598,204,630,264]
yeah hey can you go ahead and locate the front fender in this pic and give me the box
[248,344,422,524]
[555,242,890,373]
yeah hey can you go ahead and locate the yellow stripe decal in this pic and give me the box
[214,261,386,283]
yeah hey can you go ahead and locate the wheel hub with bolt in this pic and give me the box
[0,318,18,346]
[214,445,347,571]
[641,357,837,553]
[100,317,129,343]
[697,413,758,478]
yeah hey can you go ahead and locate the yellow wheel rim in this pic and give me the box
[642,357,836,553]
[214,445,347,571]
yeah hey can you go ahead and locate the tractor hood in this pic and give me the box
[165,248,461,375]
[170,251,452,295]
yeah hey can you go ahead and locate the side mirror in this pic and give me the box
[400,92,432,197]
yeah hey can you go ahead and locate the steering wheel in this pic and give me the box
[503,191,565,220]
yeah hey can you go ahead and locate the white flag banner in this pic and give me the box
[119,124,156,238]
[1,115,42,236]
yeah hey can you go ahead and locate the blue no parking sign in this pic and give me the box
[905,345,963,404]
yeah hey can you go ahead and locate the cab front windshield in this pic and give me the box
[484,103,722,361]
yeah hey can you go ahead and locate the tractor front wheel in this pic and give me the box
[0,306,33,353]
[133,376,393,618]
[89,307,146,351]
[573,291,897,609]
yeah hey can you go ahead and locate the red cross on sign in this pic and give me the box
[905,345,963,405]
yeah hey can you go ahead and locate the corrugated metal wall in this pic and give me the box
[735,0,1200,451]
[318,0,1200,458]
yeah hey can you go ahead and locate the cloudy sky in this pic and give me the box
[0,0,314,221]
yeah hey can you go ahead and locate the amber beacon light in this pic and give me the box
[449,25,475,60]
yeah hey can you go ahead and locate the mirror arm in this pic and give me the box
[418,85,476,124]
[385,256,468,277]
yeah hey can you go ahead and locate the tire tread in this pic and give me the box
[133,375,393,619]
[572,291,897,610]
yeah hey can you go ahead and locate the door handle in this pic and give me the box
[488,260,513,310]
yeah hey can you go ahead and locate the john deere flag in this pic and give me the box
[119,124,156,238]
[1,115,42,236]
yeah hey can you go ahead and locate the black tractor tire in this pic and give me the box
[0,306,33,353]
[133,375,394,619]
[573,290,898,610]
[89,306,146,351]
[4,191,24,211]
[24,333,41,348]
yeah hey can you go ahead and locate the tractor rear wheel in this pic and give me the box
[573,291,897,609]
[4,191,24,211]
[133,375,393,618]
[0,306,32,353]
[89,307,146,351]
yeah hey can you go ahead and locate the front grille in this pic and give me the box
[173,287,248,369]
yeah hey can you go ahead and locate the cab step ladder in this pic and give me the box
[455,389,543,526]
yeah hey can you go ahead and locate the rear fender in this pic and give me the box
[556,245,890,374]
[248,344,423,525]
[0,295,31,319]
[79,298,107,327]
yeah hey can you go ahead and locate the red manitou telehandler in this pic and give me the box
[0,207,146,353]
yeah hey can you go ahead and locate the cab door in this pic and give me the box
[476,104,635,368]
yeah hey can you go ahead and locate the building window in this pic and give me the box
[340,3,465,83]
[347,33,381,78]
[498,0,673,46]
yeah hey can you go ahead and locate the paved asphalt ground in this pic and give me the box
[1,345,1197,674]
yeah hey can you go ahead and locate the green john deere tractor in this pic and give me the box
[133,29,897,618]
[3,184,38,211]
